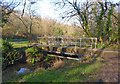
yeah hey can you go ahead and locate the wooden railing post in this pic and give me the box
[80,38,81,48]
[95,38,97,49]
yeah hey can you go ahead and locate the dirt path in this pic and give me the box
[92,51,119,82]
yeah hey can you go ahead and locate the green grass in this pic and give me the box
[16,60,102,82]
[0,38,29,48]
[10,41,29,48]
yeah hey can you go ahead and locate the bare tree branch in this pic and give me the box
[21,0,26,17]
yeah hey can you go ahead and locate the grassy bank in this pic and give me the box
[12,60,102,82]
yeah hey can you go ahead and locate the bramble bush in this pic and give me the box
[25,47,42,64]
[2,39,20,69]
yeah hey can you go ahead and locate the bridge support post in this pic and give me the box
[43,52,47,59]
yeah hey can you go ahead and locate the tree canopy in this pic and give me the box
[55,0,119,44]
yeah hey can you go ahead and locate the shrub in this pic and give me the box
[2,39,13,53]
[2,39,20,69]
[53,27,63,36]
[97,43,106,48]
[25,47,42,64]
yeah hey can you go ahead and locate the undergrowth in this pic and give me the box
[16,60,102,82]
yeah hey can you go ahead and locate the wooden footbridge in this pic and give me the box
[33,36,97,60]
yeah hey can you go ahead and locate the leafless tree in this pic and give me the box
[13,0,39,42]
[0,0,20,27]
[55,0,95,37]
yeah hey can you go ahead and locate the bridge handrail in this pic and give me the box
[37,36,97,49]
